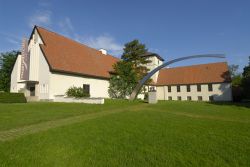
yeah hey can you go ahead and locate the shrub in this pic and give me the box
[0,93,27,103]
[66,86,90,98]
[232,86,244,102]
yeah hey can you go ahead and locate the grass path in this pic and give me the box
[0,104,145,142]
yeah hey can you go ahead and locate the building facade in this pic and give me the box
[11,26,232,101]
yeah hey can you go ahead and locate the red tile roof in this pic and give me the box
[35,26,119,79]
[156,62,231,85]
[32,26,231,85]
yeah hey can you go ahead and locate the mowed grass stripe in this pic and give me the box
[169,111,250,123]
[0,105,146,142]
[147,108,250,123]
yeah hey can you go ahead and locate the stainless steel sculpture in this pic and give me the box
[129,54,226,100]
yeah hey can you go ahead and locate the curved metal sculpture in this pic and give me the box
[129,54,226,100]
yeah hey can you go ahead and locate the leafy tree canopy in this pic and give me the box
[229,64,240,78]
[0,51,18,92]
[228,64,242,87]
[108,61,137,98]
[242,56,250,98]
[109,40,151,99]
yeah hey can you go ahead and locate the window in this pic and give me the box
[149,86,156,92]
[209,96,214,101]
[198,96,203,101]
[83,84,90,94]
[197,84,201,92]
[168,86,171,92]
[177,85,181,92]
[168,96,172,100]
[208,83,213,92]
[187,85,191,92]
[177,96,181,100]
[187,96,192,101]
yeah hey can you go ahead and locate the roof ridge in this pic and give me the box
[35,25,120,60]
[161,61,228,71]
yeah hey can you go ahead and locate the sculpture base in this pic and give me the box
[148,91,157,104]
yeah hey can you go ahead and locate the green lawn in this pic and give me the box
[0,100,249,166]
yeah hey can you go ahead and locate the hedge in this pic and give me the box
[0,93,27,103]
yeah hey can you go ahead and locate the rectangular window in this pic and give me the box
[177,96,181,100]
[83,84,90,94]
[209,96,214,101]
[177,85,181,92]
[197,84,201,92]
[198,96,203,101]
[168,86,171,92]
[187,85,191,92]
[149,86,156,92]
[168,96,172,100]
[208,83,213,92]
[187,96,192,101]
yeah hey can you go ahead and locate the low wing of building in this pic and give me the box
[11,26,232,101]
[156,62,232,101]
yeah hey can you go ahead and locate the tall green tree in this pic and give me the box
[242,56,250,98]
[108,61,137,98]
[228,64,242,86]
[229,64,239,78]
[121,39,151,81]
[108,40,151,99]
[0,51,18,92]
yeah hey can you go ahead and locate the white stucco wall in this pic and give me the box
[38,49,50,99]
[11,28,51,99]
[28,29,51,100]
[146,56,163,83]
[157,83,232,101]
[10,54,25,92]
[49,73,110,99]
[28,29,42,81]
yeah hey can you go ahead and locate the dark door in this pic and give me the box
[30,86,35,96]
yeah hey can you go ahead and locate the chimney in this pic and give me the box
[99,49,107,55]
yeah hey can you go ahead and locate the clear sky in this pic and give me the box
[0,0,249,71]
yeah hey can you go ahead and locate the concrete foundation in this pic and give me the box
[148,91,157,104]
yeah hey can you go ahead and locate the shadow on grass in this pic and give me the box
[208,100,250,109]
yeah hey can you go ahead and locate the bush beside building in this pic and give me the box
[0,93,27,103]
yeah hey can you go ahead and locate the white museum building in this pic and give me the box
[11,26,232,101]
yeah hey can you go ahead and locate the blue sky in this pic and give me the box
[0,0,250,71]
